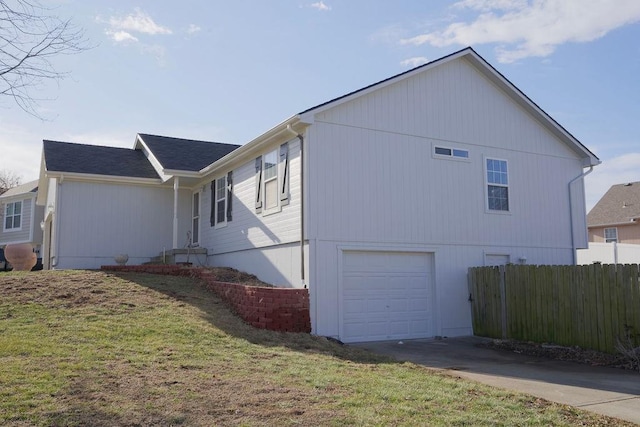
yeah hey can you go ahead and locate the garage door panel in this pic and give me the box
[341,251,435,343]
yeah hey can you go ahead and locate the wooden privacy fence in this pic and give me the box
[468,264,640,354]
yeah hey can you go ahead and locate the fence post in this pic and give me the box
[500,264,507,339]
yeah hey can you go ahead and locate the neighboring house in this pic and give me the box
[0,180,45,263]
[37,134,239,270]
[587,181,640,244]
[577,181,640,265]
[38,47,599,343]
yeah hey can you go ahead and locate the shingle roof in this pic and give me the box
[587,181,640,226]
[43,140,160,179]
[138,134,240,172]
[0,179,38,198]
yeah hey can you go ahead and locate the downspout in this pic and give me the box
[286,125,306,288]
[173,177,180,249]
[568,165,594,265]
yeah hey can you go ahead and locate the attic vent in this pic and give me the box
[623,202,633,208]
[624,183,633,186]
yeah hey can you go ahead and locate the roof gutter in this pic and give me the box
[43,171,162,186]
[569,165,595,264]
[588,218,639,228]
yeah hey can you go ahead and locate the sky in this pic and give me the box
[1,0,639,211]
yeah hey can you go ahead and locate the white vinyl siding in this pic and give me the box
[304,55,588,339]
[53,181,191,269]
[0,197,39,246]
[201,138,301,257]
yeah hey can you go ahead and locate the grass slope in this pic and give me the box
[0,270,631,426]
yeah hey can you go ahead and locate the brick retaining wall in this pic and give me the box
[101,265,311,333]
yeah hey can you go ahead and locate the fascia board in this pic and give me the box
[198,115,303,181]
[135,134,171,181]
[36,151,48,206]
[162,169,201,178]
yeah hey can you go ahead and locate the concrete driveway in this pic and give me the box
[354,336,640,424]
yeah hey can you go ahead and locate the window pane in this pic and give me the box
[604,228,617,242]
[14,202,21,215]
[435,147,451,156]
[488,185,509,211]
[216,177,226,200]
[265,179,278,209]
[6,203,13,216]
[216,200,225,223]
[193,193,199,213]
[5,216,11,229]
[14,215,20,228]
[193,218,199,243]
[264,150,277,180]
[452,149,469,158]
[487,159,508,185]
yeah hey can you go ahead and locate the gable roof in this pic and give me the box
[43,140,160,179]
[0,179,38,199]
[137,134,240,172]
[297,47,599,167]
[587,181,640,227]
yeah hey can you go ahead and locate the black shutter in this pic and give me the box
[255,156,262,213]
[226,171,233,222]
[210,180,216,226]
[279,142,290,206]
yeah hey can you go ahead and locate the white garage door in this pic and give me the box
[341,251,435,343]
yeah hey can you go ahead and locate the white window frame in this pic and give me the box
[3,200,22,231]
[485,157,510,213]
[432,144,470,161]
[192,191,200,245]
[604,227,618,243]
[262,148,281,215]
[214,175,227,228]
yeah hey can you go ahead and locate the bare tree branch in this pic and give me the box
[0,169,21,195]
[0,0,89,118]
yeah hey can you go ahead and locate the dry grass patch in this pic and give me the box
[0,270,632,426]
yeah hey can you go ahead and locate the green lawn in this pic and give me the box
[0,270,630,426]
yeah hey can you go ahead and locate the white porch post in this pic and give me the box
[173,177,179,249]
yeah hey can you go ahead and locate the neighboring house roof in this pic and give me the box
[137,134,240,172]
[0,180,38,199]
[588,181,640,227]
[43,140,160,179]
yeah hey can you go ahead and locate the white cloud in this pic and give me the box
[187,24,201,34]
[100,8,172,43]
[310,1,331,11]
[453,0,528,12]
[401,0,640,63]
[585,152,640,211]
[400,57,429,68]
[107,30,138,43]
[109,8,172,36]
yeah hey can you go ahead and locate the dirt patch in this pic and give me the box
[480,339,638,371]
[199,266,273,287]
